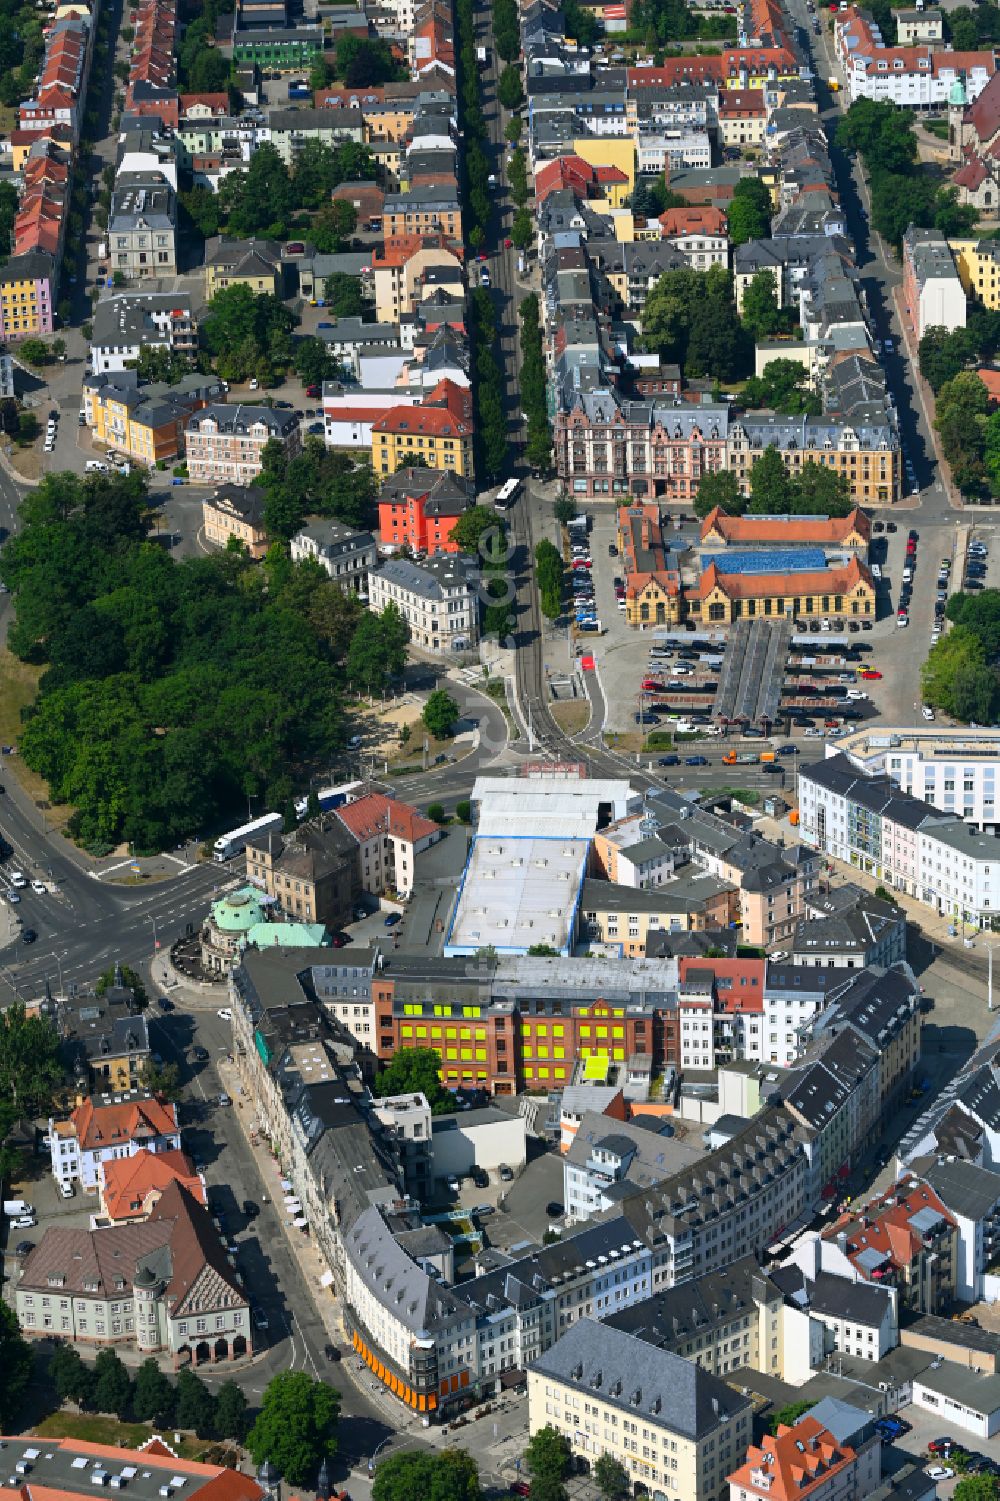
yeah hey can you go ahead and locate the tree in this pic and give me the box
[92,1349,132,1419]
[49,1343,95,1407]
[0,1003,63,1126]
[919,324,975,393]
[936,371,989,495]
[511,206,534,252]
[310,199,358,254]
[217,142,293,238]
[497,64,524,111]
[323,272,365,317]
[346,603,409,690]
[0,1302,32,1430]
[455,798,472,823]
[422,689,460,739]
[201,284,296,384]
[133,346,193,384]
[451,505,506,561]
[553,495,577,525]
[215,1381,249,1441]
[527,943,558,957]
[247,1371,340,1487]
[96,963,147,1009]
[593,1456,629,1501]
[374,1046,454,1112]
[534,537,564,620]
[294,336,337,390]
[935,186,978,239]
[749,444,793,513]
[335,34,402,85]
[373,1451,481,1501]
[740,271,784,341]
[742,358,820,416]
[17,412,39,446]
[727,176,771,245]
[144,1058,181,1097]
[132,1358,176,1425]
[694,467,743,518]
[642,264,751,381]
[19,337,52,366]
[525,1427,572,1485]
[954,1477,1000,1501]
[427,801,445,823]
[768,1401,814,1434]
[174,1367,216,1437]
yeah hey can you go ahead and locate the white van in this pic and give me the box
[85,459,109,473]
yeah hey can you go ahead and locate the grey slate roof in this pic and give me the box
[531,1317,751,1437]
[605,1253,781,1349]
[372,553,477,601]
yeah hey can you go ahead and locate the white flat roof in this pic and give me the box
[471,777,639,840]
[445,834,589,956]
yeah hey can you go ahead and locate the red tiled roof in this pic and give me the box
[699,555,873,600]
[700,505,870,545]
[334,791,439,844]
[101,1147,205,1221]
[728,1420,856,1501]
[978,367,1000,402]
[69,1094,179,1152]
[659,205,728,238]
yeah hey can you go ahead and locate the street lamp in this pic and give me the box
[147,914,158,956]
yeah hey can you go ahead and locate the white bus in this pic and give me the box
[213,810,283,862]
[494,477,520,510]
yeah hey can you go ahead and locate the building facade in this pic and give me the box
[368,554,479,653]
[185,404,302,486]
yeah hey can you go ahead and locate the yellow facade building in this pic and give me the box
[950,237,1000,308]
[693,556,876,626]
[571,136,636,199]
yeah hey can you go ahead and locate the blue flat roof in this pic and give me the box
[704,548,828,575]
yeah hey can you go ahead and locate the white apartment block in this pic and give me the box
[838,728,1000,831]
[368,554,478,654]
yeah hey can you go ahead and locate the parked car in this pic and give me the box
[685,755,708,766]
[657,754,680,766]
[498,1163,514,1182]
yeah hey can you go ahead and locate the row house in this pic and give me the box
[827,1177,959,1314]
[902,225,967,338]
[555,390,730,500]
[677,956,766,1071]
[834,7,995,105]
[127,0,179,124]
[89,291,197,376]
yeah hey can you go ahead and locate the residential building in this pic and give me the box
[772,1264,898,1363]
[563,1111,703,1221]
[83,371,225,468]
[370,233,462,322]
[798,752,1000,925]
[230,24,323,71]
[829,1176,959,1314]
[792,885,907,970]
[99,1147,206,1223]
[835,724,1000,832]
[948,237,1000,309]
[15,1180,250,1362]
[0,1438,266,1501]
[555,392,730,501]
[579,875,737,953]
[376,466,473,553]
[290,520,377,590]
[657,205,729,268]
[916,1156,1000,1302]
[383,186,461,238]
[368,553,478,653]
[605,1255,787,1380]
[55,978,150,1092]
[333,791,441,898]
[529,1318,753,1501]
[201,483,269,559]
[902,227,967,339]
[245,812,360,929]
[726,417,900,507]
[49,1093,181,1193]
[203,236,282,298]
[727,1416,872,1501]
[834,7,995,106]
[89,292,197,375]
[109,174,177,279]
[185,404,302,485]
[0,251,56,339]
[804,962,922,1121]
[718,88,768,147]
[268,107,364,165]
[369,1092,433,1198]
[779,1028,881,1204]
[0,355,14,401]
[371,378,474,478]
[896,8,944,44]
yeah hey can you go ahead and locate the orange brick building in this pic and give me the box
[376,464,473,553]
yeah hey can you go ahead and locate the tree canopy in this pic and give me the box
[742,358,821,416]
[373,1045,454,1113]
[642,265,752,381]
[727,176,772,246]
[923,591,1000,722]
[0,471,392,853]
[0,1301,32,1430]
[835,99,968,249]
[373,1450,481,1501]
[525,1427,572,1485]
[247,1372,340,1487]
[422,689,460,739]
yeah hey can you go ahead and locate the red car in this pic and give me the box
[859,668,882,680]
[305,384,320,398]
[906,539,916,555]
[642,678,663,691]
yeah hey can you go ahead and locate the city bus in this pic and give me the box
[494,478,521,510]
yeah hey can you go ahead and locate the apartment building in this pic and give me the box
[798,752,1000,925]
[657,206,729,267]
[563,1111,702,1222]
[48,1093,182,1193]
[185,404,301,485]
[605,1255,787,1380]
[99,1147,206,1223]
[56,981,150,1093]
[555,392,730,502]
[792,884,907,970]
[371,378,474,478]
[290,520,377,591]
[836,725,1000,832]
[830,1177,959,1314]
[109,174,177,279]
[376,466,473,553]
[201,484,269,559]
[83,372,224,468]
[530,1319,753,1501]
[0,251,56,339]
[245,813,360,929]
[203,236,282,297]
[727,419,900,507]
[579,876,737,952]
[728,1417,871,1501]
[902,227,967,339]
[15,1180,250,1361]
[918,1157,1000,1303]
[90,292,197,375]
[333,791,441,899]
[834,7,995,105]
[368,554,478,653]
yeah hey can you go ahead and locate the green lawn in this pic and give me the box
[32,1412,212,1460]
